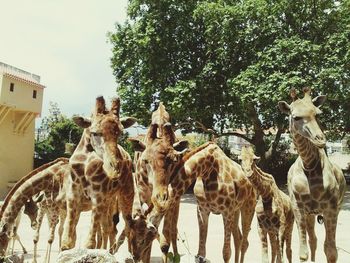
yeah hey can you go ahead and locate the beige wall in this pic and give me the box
[0,75,43,114]
[0,110,35,199]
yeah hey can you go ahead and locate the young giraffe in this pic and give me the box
[60,96,139,253]
[131,106,256,263]
[0,158,69,256]
[279,88,346,263]
[240,145,294,263]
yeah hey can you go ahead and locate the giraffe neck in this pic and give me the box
[0,160,66,254]
[292,132,321,170]
[249,164,274,201]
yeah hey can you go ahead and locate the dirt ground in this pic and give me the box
[5,184,349,263]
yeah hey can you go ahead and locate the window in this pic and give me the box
[10,83,14,92]
[33,90,37,99]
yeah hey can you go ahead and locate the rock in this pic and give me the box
[56,248,117,263]
[1,254,24,263]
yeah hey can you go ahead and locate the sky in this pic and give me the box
[0,0,128,124]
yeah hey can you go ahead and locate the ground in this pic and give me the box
[7,185,350,263]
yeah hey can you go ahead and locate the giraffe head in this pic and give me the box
[73,96,136,179]
[278,88,327,148]
[239,145,260,177]
[130,103,189,211]
[23,194,44,230]
[126,214,158,262]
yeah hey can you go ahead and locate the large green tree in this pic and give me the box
[109,0,350,171]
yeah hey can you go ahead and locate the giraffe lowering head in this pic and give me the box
[278,88,327,148]
[73,96,136,179]
[23,194,44,230]
[130,103,189,211]
[239,145,260,177]
[126,214,158,262]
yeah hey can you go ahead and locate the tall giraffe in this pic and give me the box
[131,105,256,263]
[60,96,141,253]
[240,146,294,263]
[278,88,346,263]
[130,103,189,262]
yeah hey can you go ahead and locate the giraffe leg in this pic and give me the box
[61,199,80,250]
[100,205,111,250]
[257,224,268,263]
[323,212,338,263]
[222,217,233,263]
[285,220,293,263]
[278,225,286,263]
[231,211,242,263]
[306,215,317,261]
[269,232,278,263]
[240,202,255,263]
[85,204,101,249]
[45,213,59,263]
[15,235,27,254]
[160,208,173,263]
[294,209,308,261]
[58,211,66,251]
[170,201,180,257]
[33,207,45,263]
[196,205,210,260]
[96,225,102,249]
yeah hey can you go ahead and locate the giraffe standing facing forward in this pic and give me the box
[240,146,294,263]
[61,96,137,251]
[278,88,346,263]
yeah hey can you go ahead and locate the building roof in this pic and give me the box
[0,62,45,89]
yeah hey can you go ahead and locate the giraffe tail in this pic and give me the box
[317,215,324,224]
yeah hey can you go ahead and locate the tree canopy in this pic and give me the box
[109,0,350,170]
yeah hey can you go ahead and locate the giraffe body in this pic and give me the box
[279,89,346,263]
[240,146,294,263]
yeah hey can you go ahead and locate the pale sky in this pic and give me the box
[0,0,128,124]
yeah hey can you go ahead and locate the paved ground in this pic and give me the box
[9,184,350,262]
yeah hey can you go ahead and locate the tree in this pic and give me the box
[109,0,350,172]
[35,102,83,162]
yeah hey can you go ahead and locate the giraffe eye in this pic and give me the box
[293,116,302,121]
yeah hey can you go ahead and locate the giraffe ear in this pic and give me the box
[278,101,291,114]
[73,116,91,128]
[173,140,189,152]
[312,95,326,108]
[33,193,44,203]
[120,117,137,129]
[129,138,146,152]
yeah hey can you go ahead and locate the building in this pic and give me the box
[0,62,44,198]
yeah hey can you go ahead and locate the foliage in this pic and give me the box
[118,131,135,160]
[35,102,83,162]
[109,0,350,171]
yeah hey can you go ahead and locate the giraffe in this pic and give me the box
[278,88,346,263]
[130,103,189,262]
[0,196,41,256]
[131,107,256,263]
[0,158,69,256]
[60,96,157,259]
[240,145,294,263]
